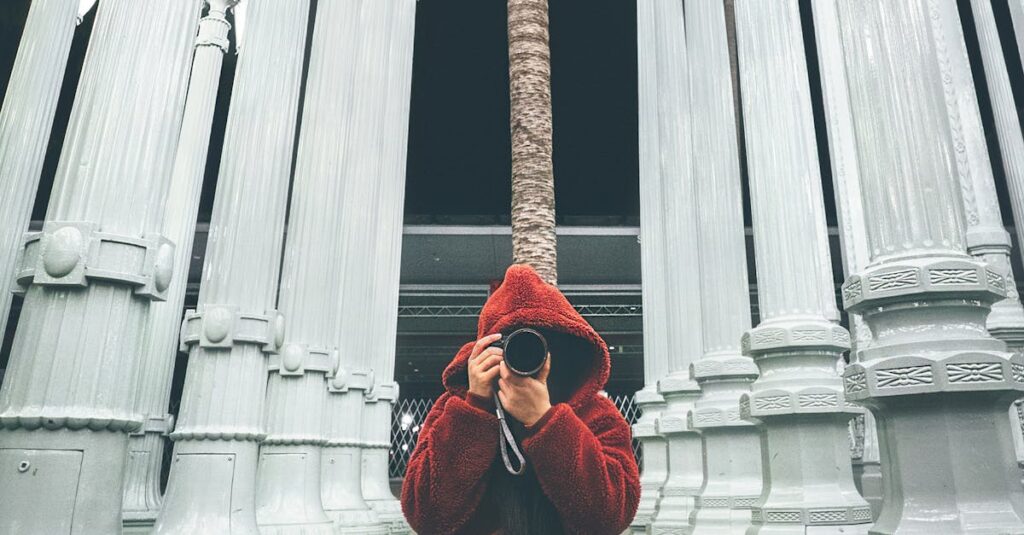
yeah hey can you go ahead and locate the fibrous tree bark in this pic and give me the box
[508,0,556,284]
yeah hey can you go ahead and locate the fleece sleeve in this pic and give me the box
[400,392,499,535]
[521,398,641,535]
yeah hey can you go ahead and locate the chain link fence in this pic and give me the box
[390,393,641,478]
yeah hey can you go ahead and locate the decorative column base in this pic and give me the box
[851,460,882,522]
[256,443,335,534]
[155,440,262,534]
[0,429,130,534]
[868,394,1024,533]
[849,413,883,521]
[155,315,280,534]
[255,348,335,534]
[741,321,871,535]
[122,420,174,534]
[650,373,704,535]
[631,387,668,533]
[1014,401,1024,486]
[744,416,871,535]
[362,395,410,535]
[843,256,1024,533]
[690,355,763,535]
[363,447,406,534]
[322,444,388,535]
[323,372,388,535]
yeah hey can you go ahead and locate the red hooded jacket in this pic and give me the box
[400,264,641,534]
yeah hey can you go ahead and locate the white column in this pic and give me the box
[356,2,416,533]
[835,0,1024,532]
[686,1,763,533]
[1010,0,1024,71]
[0,0,78,341]
[631,0,670,531]
[153,1,309,532]
[734,1,871,532]
[932,1,1024,353]
[971,0,1024,477]
[121,2,238,532]
[249,2,362,533]
[810,0,883,518]
[304,1,387,534]
[648,2,704,534]
[0,2,199,532]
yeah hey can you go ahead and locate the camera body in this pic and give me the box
[489,327,548,376]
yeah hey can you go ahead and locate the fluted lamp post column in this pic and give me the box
[153,1,309,532]
[249,2,356,531]
[970,0,1024,476]
[632,0,671,530]
[834,0,1024,532]
[811,0,883,517]
[356,3,416,533]
[0,0,78,341]
[734,1,872,532]
[686,0,763,532]
[931,1,1024,356]
[121,2,238,532]
[315,2,392,533]
[0,2,199,532]
[648,2,705,533]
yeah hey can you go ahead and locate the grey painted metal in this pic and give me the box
[296,0,387,532]
[933,1,1024,353]
[686,0,763,532]
[122,2,238,531]
[153,0,309,532]
[0,0,77,367]
[811,0,884,519]
[972,0,1024,473]
[0,1,200,532]
[834,0,1024,532]
[1011,0,1024,74]
[648,2,705,533]
[250,1,363,532]
[631,0,670,531]
[734,1,871,532]
[945,0,1024,476]
[358,2,417,532]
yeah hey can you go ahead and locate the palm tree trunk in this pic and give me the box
[508,0,557,285]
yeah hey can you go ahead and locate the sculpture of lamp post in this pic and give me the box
[811,0,885,517]
[687,0,764,531]
[631,0,671,530]
[355,2,417,533]
[249,2,361,531]
[969,0,1024,478]
[121,2,239,531]
[0,0,78,341]
[648,2,706,533]
[0,1,200,532]
[319,3,396,531]
[834,0,1024,531]
[734,0,872,532]
[153,0,309,532]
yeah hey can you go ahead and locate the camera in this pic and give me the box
[489,327,548,376]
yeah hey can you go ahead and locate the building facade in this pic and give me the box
[1,0,1024,534]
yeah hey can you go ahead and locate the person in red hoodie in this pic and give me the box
[401,264,641,535]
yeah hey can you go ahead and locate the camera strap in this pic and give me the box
[493,392,526,476]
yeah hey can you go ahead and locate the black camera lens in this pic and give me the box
[502,328,548,376]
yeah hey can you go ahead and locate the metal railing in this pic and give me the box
[389,393,642,478]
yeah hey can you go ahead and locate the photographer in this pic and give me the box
[400,264,640,535]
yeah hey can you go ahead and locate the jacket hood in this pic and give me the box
[442,264,611,408]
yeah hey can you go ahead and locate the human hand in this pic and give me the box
[467,333,504,399]
[497,356,552,426]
